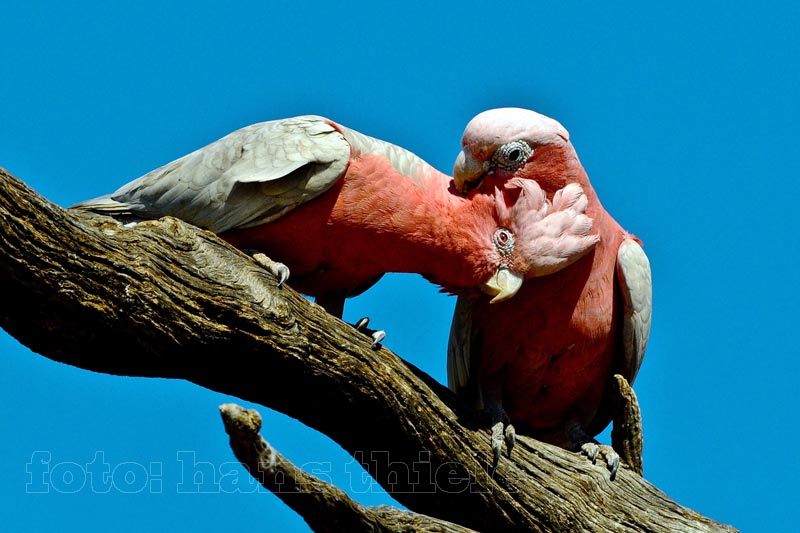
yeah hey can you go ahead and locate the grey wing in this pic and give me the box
[447,295,479,402]
[72,115,351,233]
[615,238,652,385]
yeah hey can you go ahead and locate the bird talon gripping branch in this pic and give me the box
[581,442,601,464]
[491,422,505,473]
[369,330,386,350]
[351,317,386,349]
[251,253,290,288]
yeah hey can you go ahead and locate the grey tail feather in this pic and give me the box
[69,195,150,226]
[70,195,133,214]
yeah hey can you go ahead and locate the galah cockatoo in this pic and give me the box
[448,108,652,478]
[73,115,599,343]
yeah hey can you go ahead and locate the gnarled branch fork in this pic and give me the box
[0,168,736,532]
[219,403,476,532]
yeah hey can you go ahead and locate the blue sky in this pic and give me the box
[1,1,798,531]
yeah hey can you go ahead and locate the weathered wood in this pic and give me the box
[220,403,477,533]
[612,374,645,476]
[0,167,738,533]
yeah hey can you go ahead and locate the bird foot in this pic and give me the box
[353,317,386,351]
[486,406,515,473]
[250,252,290,288]
[568,421,620,480]
[490,421,516,473]
[580,442,620,481]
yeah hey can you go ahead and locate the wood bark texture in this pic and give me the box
[220,403,477,532]
[0,168,737,533]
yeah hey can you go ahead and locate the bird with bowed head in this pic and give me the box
[73,114,599,347]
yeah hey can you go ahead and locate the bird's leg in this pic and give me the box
[246,251,290,288]
[566,421,620,480]
[314,294,386,351]
[314,294,345,318]
[484,392,515,473]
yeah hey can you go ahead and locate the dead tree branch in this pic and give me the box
[612,375,644,476]
[220,403,476,533]
[0,167,737,532]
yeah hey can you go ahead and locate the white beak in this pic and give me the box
[480,267,524,303]
[453,148,485,193]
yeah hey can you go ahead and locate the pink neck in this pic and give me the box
[334,155,498,290]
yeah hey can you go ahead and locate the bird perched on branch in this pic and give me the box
[447,108,652,478]
[73,115,599,344]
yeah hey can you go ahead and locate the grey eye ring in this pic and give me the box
[493,228,515,257]
[492,140,533,170]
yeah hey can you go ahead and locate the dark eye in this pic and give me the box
[491,140,533,170]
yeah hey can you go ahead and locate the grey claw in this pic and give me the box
[504,424,516,459]
[491,447,501,473]
[570,423,621,480]
[275,264,290,288]
[606,452,621,481]
[596,444,621,481]
[490,421,504,473]
[581,442,600,464]
[350,318,385,349]
[580,442,620,479]
[251,253,290,288]
[370,330,386,350]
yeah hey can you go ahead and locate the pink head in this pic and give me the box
[480,177,598,302]
[454,108,586,196]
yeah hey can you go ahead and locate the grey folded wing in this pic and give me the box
[615,238,652,385]
[71,115,352,233]
[447,295,479,402]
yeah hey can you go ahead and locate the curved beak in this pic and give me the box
[453,148,485,193]
[480,267,524,303]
